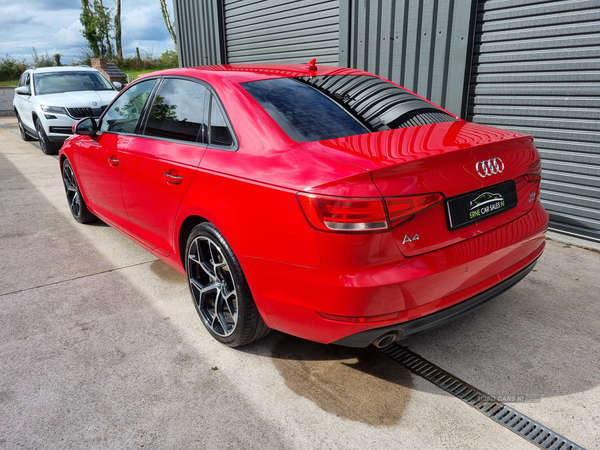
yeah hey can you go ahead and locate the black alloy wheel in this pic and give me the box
[185,222,270,347]
[61,159,96,224]
[16,113,34,141]
[35,118,58,155]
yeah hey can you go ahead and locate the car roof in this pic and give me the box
[28,66,99,74]
[137,63,373,84]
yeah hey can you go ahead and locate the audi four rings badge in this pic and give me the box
[476,158,504,177]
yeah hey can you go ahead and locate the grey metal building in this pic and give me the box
[173,0,600,242]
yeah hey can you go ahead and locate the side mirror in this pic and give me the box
[15,86,31,96]
[73,117,97,136]
[113,81,122,90]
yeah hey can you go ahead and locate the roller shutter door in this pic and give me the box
[467,0,600,242]
[223,0,340,65]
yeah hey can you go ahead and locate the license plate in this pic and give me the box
[446,180,518,230]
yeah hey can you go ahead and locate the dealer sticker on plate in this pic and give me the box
[446,180,518,230]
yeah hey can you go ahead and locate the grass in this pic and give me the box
[0,79,18,87]
[123,66,176,83]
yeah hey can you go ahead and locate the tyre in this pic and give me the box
[185,222,270,347]
[16,112,34,141]
[61,159,97,224]
[35,118,59,155]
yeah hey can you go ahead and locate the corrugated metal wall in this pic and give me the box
[223,0,340,65]
[174,0,225,67]
[468,0,600,242]
[341,0,476,116]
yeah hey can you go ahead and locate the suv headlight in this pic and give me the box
[41,105,67,114]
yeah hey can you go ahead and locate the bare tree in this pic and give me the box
[160,0,177,51]
[115,0,122,61]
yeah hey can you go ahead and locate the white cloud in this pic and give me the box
[122,5,170,42]
[0,0,175,63]
[52,20,85,50]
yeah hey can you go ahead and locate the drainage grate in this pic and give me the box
[380,344,586,450]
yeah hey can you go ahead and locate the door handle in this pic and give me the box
[108,156,119,166]
[164,172,183,185]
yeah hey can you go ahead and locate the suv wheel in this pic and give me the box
[35,118,58,155]
[16,113,34,141]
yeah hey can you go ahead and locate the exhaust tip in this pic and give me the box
[372,332,398,348]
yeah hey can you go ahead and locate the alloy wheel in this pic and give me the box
[187,236,238,337]
[62,163,82,218]
[19,120,26,139]
[36,121,47,153]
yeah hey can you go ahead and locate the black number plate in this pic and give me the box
[446,180,518,230]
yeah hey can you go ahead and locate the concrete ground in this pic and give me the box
[0,116,598,450]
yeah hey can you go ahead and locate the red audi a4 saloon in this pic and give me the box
[59,62,548,348]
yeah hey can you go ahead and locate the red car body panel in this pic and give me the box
[60,63,549,345]
[301,121,542,255]
[75,132,132,230]
[120,137,205,255]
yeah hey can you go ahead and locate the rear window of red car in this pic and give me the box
[242,75,456,142]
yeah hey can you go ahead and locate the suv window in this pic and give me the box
[242,75,456,142]
[18,73,31,89]
[33,71,113,95]
[209,95,234,147]
[18,72,27,87]
[144,78,208,143]
[100,79,156,134]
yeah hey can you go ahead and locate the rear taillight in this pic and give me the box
[526,158,542,182]
[385,193,444,224]
[297,194,388,231]
[297,192,444,233]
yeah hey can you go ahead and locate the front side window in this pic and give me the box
[100,79,156,134]
[19,73,31,89]
[18,73,27,87]
[33,71,114,95]
[144,78,208,143]
[242,75,456,142]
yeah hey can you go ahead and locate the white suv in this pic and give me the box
[13,66,120,154]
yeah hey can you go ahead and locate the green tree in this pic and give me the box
[80,0,102,57]
[96,0,114,59]
[32,48,55,67]
[115,0,122,61]
[160,0,177,52]
[80,0,114,58]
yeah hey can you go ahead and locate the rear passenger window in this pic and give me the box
[144,79,207,143]
[209,96,234,147]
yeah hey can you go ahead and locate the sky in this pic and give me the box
[0,0,176,64]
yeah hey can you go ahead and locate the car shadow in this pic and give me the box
[239,246,599,419]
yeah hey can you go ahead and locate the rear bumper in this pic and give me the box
[242,201,548,345]
[333,258,538,347]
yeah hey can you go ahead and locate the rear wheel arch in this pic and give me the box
[177,214,241,270]
[178,215,209,268]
